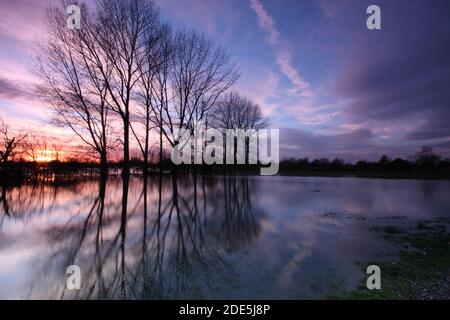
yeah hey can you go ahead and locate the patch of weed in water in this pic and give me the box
[337,218,450,299]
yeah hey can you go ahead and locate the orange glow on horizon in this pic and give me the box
[33,150,58,163]
[36,151,55,162]
[35,155,54,163]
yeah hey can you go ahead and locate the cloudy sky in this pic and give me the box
[1,0,449,161]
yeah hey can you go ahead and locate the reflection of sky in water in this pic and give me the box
[0,176,449,299]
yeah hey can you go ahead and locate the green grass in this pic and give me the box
[336,219,450,299]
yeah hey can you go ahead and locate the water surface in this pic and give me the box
[0,175,449,299]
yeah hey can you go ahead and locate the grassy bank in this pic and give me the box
[339,218,450,299]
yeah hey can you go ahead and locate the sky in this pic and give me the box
[1,0,450,161]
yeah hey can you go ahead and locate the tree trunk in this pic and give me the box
[143,112,150,176]
[245,137,249,165]
[100,151,108,177]
[123,115,130,173]
[159,124,163,170]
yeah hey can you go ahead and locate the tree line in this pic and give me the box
[32,0,266,175]
[1,117,68,169]
[279,146,450,175]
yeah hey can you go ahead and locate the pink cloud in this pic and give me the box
[236,69,280,116]
[249,0,279,45]
[249,0,312,100]
[276,51,311,97]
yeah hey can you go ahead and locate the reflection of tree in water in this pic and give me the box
[134,175,263,299]
[0,174,264,299]
[0,179,92,226]
[218,175,261,249]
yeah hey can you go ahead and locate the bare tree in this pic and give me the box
[132,22,172,171]
[92,0,160,172]
[161,30,239,149]
[51,138,64,162]
[214,92,268,131]
[24,131,47,162]
[212,92,268,164]
[0,118,28,171]
[23,133,64,162]
[134,27,238,167]
[34,2,116,174]
[415,146,441,168]
[35,0,239,172]
[147,25,175,167]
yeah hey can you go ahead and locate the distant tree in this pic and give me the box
[296,157,310,169]
[23,134,65,163]
[331,158,345,170]
[279,153,449,175]
[414,146,441,168]
[355,160,369,170]
[50,139,64,162]
[378,155,391,167]
[214,91,268,131]
[319,158,330,166]
[389,158,412,171]
[24,132,48,162]
[0,118,28,171]
[439,158,450,172]
[311,159,321,168]
[213,92,268,163]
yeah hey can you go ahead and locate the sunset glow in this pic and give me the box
[34,151,56,163]
[1,0,449,161]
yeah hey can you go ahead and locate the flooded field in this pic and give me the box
[0,175,449,299]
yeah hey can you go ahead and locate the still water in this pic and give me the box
[0,175,449,299]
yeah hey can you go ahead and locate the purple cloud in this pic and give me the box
[333,0,450,142]
[0,75,32,100]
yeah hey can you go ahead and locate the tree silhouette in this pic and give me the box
[212,91,268,164]
[34,2,116,174]
[0,117,28,172]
